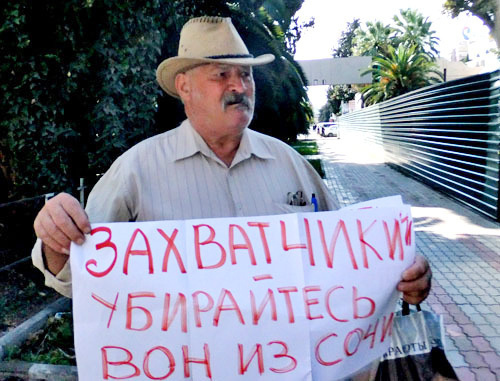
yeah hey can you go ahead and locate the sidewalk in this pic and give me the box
[313,132,500,381]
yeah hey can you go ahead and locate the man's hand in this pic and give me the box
[397,254,432,305]
[33,193,91,274]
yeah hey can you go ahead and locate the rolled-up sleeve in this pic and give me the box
[31,238,73,298]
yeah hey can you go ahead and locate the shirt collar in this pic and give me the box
[173,119,276,166]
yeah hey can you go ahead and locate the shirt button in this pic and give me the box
[235,202,243,210]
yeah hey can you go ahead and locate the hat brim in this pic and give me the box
[156,54,275,98]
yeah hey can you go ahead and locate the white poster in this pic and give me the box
[71,197,415,380]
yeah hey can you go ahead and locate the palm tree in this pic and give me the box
[392,8,440,59]
[352,21,394,56]
[361,44,443,105]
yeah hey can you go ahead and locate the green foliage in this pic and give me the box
[307,158,325,179]
[352,9,439,59]
[290,140,319,155]
[393,9,440,59]
[333,18,361,57]
[361,44,443,106]
[2,0,312,199]
[346,9,442,106]
[317,84,356,122]
[327,85,357,115]
[1,0,168,198]
[5,313,75,365]
[352,21,394,56]
[319,103,334,123]
[289,140,325,178]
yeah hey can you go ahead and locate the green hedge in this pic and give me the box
[1,0,312,200]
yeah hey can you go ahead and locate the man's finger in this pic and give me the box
[46,198,88,244]
[401,254,429,281]
[397,271,431,293]
[35,222,70,255]
[59,194,91,234]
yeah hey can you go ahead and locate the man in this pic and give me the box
[32,16,431,303]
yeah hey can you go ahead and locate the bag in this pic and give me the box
[375,302,459,381]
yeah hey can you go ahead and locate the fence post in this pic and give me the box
[44,193,55,203]
[78,178,85,207]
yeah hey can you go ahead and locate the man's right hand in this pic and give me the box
[33,193,91,275]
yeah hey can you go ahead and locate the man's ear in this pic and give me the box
[175,72,190,102]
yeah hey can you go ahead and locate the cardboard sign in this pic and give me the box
[71,197,414,380]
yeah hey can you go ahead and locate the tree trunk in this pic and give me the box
[494,3,500,49]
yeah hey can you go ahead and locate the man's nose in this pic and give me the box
[228,74,247,93]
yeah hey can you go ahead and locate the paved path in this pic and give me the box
[312,131,500,380]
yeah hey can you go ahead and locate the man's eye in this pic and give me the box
[217,72,227,78]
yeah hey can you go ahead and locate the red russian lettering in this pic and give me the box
[101,346,140,379]
[324,286,349,322]
[400,215,412,246]
[280,220,306,251]
[303,286,324,320]
[143,346,175,380]
[303,218,316,266]
[315,333,342,366]
[356,219,382,268]
[158,228,186,273]
[86,227,117,277]
[229,224,256,265]
[267,341,297,373]
[344,328,363,356]
[193,224,226,269]
[213,288,245,326]
[123,229,154,275]
[352,287,376,319]
[250,289,277,324]
[182,344,212,379]
[247,222,271,263]
[91,292,119,328]
[126,292,155,331]
[380,312,395,342]
[363,320,380,348]
[383,220,404,260]
[317,219,358,269]
[238,344,264,375]
[192,291,214,328]
[278,287,298,323]
[162,293,187,333]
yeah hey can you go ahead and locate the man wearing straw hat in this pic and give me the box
[32,17,431,304]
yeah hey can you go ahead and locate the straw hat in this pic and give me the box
[156,16,275,98]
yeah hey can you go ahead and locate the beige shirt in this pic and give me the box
[32,120,338,297]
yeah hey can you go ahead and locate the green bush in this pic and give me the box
[1,1,312,200]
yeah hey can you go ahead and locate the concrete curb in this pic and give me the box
[0,360,77,380]
[0,297,71,360]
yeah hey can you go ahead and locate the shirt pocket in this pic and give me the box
[274,203,315,214]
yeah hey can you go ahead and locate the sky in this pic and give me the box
[293,0,496,111]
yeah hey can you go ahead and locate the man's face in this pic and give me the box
[177,63,255,136]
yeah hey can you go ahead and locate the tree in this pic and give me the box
[328,85,356,113]
[393,8,440,58]
[1,0,312,199]
[361,44,443,105]
[1,0,167,198]
[333,18,360,57]
[352,21,393,56]
[318,103,334,122]
[444,0,499,47]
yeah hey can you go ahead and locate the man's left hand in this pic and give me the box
[397,254,432,305]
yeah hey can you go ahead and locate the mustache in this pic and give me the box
[222,92,252,111]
